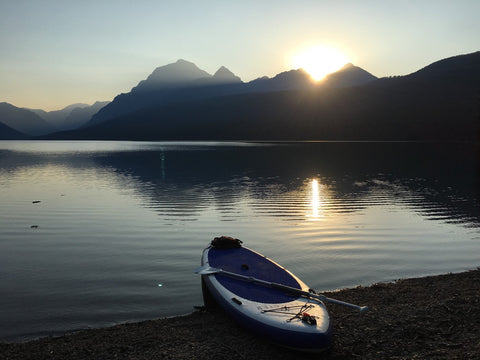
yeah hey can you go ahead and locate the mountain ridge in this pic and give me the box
[0,102,56,136]
[213,66,242,83]
[47,51,479,142]
[0,101,110,137]
[3,51,479,141]
[323,63,377,87]
[86,60,376,127]
[132,59,242,93]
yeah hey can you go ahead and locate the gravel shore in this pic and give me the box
[1,269,479,359]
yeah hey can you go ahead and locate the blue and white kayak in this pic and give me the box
[196,237,333,353]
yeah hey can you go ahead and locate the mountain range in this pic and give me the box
[84,59,376,128]
[1,51,479,141]
[0,101,110,139]
[29,101,110,131]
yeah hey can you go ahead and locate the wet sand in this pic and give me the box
[1,269,479,359]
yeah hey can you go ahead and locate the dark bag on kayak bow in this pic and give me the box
[211,236,243,249]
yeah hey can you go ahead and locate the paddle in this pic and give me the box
[195,265,368,313]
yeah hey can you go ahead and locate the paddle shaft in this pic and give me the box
[203,267,368,312]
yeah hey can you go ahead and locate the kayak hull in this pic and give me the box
[200,245,332,352]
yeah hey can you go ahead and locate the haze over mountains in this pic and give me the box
[1,51,479,141]
[29,101,110,131]
[0,102,55,137]
[0,101,110,138]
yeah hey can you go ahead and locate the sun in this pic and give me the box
[292,46,350,81]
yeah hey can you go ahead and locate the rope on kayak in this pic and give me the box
[261,304,317,325]
[261,304,311,314]
[288,303,318,325]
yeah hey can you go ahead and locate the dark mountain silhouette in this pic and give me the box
[132,59,213,92]
[131,59,243,93]
[213,66,242,83]
[245,68,315,92]
[29,102,110,131]
[62,101,110,130]
[0,121,30,140]
[29,103,89,125]
[86,60,244,127]
[407,51,480,85]
[0,102,56,136]
[43,51,480,141]
[0,101,110,138]
[85,60,376,128]
[323,63,378,87]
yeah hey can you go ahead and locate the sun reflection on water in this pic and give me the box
[308,178,324,220]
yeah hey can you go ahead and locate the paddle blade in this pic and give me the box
[194,265,221,275]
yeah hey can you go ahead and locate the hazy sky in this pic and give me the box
[1,0,479,111]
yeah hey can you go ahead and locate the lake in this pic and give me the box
[0,140,479,342]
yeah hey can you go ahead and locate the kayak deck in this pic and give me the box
[207,246,302,303]
[200,244,332,352]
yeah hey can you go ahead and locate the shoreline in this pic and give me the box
[1,269,479,359]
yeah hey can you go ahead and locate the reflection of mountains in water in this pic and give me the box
[93,142,480,227]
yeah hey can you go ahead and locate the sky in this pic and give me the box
[1,0,479,111]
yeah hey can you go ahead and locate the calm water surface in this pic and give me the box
[0,141,479,342]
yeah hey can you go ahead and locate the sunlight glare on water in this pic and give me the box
[308,178,324,220]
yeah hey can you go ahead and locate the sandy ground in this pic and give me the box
[1,269,479,359]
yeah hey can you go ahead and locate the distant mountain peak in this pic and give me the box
[132,60,246,91]
[175,58,192,64]
[247,68,315,92]
[149,59,210,82]
[323,63,377,87]
[213,66,242,83]
[271,68,313,83]
[339,62,354,70]
[61,103,90,111]
[132,59,211,92]
[214,66,232,76]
